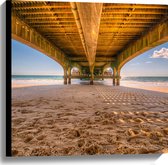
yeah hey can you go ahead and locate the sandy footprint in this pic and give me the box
[13,117,26,125]
[20,109,34,114]
[36,134,46,141]
[24,135,34,143]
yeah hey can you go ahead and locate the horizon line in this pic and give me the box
[12,74,168,77]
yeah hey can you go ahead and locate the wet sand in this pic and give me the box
[12,84,168,156]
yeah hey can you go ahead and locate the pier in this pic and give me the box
[11,2,168,85]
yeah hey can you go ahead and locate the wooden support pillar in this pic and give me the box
[112,67,116,86]
[113,77,116,86]
[80,71,82,80]
[102,76,104,81]
[102,71,104,80]
[68,67,71,84]
[116,69,121,86]
[64,68,67,85]
[68,77,71,84]
[112,67,121,86]
[90,65,94,85]
[116,78,120,86]
[64,77,67,85]
[90,72,94,85]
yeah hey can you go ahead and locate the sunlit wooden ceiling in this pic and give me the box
[12,1,168,68]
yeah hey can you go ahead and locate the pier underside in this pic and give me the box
[12,1,168,85]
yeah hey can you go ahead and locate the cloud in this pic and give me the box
[145,61,152,64]
[151,48,168,59]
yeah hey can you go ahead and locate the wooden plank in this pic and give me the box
[103,4,168,9]
[75,3,103,67]
[17,11,72,15]
[102,10,167,14]
[13,6,71,10]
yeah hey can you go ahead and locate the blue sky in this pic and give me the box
[121,42,168,77]
[12,39,168,76]
[12,40,64,75]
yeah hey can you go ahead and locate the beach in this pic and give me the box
[12,77,168,94]
[120,80,168,94]
[12,83,168,156]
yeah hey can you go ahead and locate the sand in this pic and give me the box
[120,81,168,94]
[12,84,168,156]
[12,79,168,93]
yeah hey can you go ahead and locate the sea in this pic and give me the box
[120,76,168,88]
[12,75,168,87]
[12,75,66,86]
[12,75,64,81]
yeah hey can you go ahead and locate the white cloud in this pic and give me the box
[151,48,168,59]
[145,61,152,64]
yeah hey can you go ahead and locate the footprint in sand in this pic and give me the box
[116,145,136,154]
[149,131,164,140]
[163,128,168,135]
[20,109,34,114]
[82,143,103,155]
[24,135,34,143]
[78,138,85,148]
[13,118,25,125]
[36,134,46,141]
[65,129,81,139]
[12,149,19,156]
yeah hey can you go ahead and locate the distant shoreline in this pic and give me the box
[12,79,168,94]
[12,75,168,94]
[12,75,168,81]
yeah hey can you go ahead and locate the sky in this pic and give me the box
[12,39,168,77]
[12,40,64,75]
[121,42,168,77]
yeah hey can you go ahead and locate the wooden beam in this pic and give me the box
[71,2,103,68]
[24,15,162,20]
[13,6,71,10]
[100,25,152,28]
[103,4,168,9]
[15,9,73,15]
[44,32,77,35]
[70,56,115,61]
[101,16,163,20]
[27,20,75,23]
[37,27,78,31]
[100,28,146,32]
[31,25,77,28]
[100,20,159,24]
[78,62,106,67]
[28,22,76,25]
[12,1,69,6]
[102,10,167,14]
[23,15,74,19]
